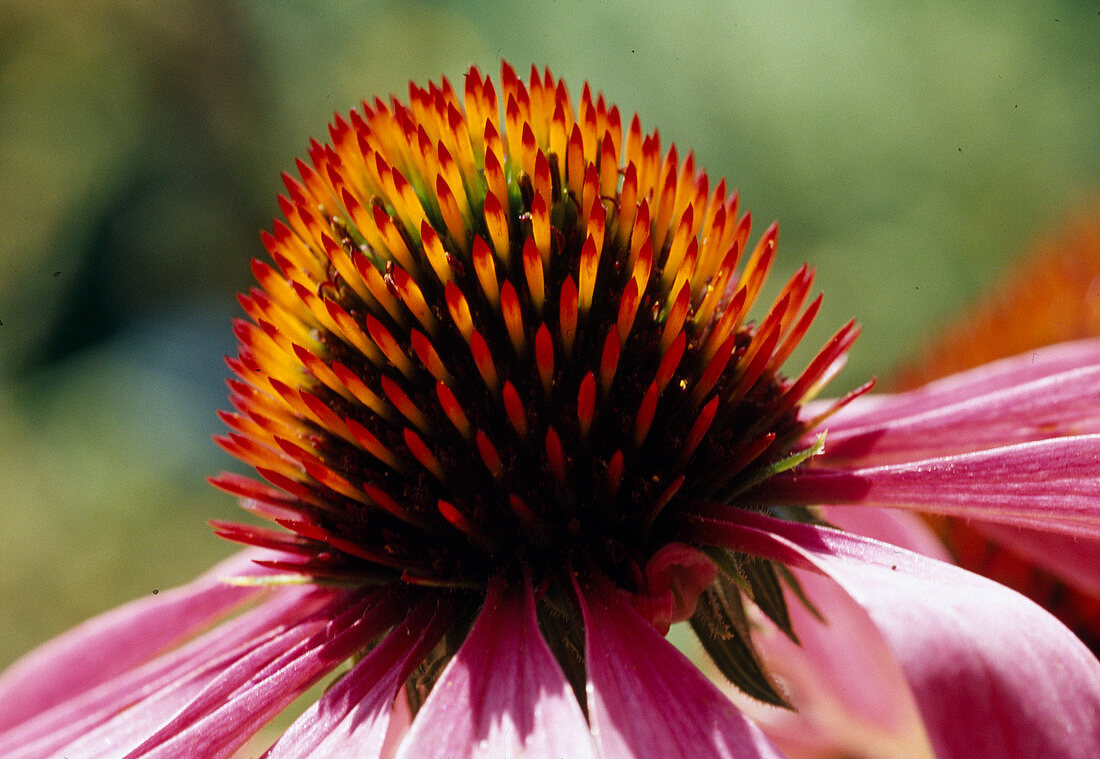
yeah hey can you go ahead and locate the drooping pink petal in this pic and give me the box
[395,575,597,759]
[685,510,1100,759]
[263,597,451,759]
[815,365,1100,464]
[819,505,952,562]
[0,584,333,759]
[804,338,1100,433]
[757,435,1100,538]
[121,588,412,759]
[574,572,788,759]
[0,549,272,732]
[971,521,1100,597]
[723,568,934,759]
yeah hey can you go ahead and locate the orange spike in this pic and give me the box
[331,361,391,421]
[559,276,578,356]
[627,201,652,276]
[435,177,469,255]
[444,281,475,342]
[616,277,641,343]
[599,130,619,200]
[682,396,719,464]
[633,380,660,447]
[420,221,455,284]
[298,390,356,445]
[659,282,692,354]
[483,148,508,217]
[599,327,621,393]
[471,235,500,308]
[389,265,436,332]
[616,163,639,249]
[343,415,404,470]
[535,323,554,395]
[566,124,586,202]
[655,331,687,392]
[578,233,600,315]
[436,380,471,438]
[660,206,695,293]
[577,371,596,438]
[403,428,445,481]
[476,431,506,480]
[469,330,499,393]
[500,280,526,353]
[483,190,511,266]
[545,425,568,485]
[530,191,551,266]
[532,149,552,206]
[502,381,529,438]
[522,236,546,313]
[606,449,624,503]
[364,314,414,378]
[380,375,430,433]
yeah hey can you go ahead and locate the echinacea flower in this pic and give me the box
[1,62,1098,759]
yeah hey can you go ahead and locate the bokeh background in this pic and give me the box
[1,0,1097,671]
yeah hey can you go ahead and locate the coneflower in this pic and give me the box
[1,63,1097,759]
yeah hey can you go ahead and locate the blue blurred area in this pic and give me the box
[1,0,1097,667]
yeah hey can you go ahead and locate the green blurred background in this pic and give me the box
[1,0,1097,669]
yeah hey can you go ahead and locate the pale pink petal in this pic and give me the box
[805,338,1100,433]
[0,585,332,759]
[971,521,1100,597]
[395,575,597,759]
[759,435,1100,538]
[816,365,1100,464]
[724,569,933,759]
[687,510,1100,759]
[122,589,410,759]
[575,573,787,759]
[819,505,952,562]
[0,549,272,731]
[264,598,451,759]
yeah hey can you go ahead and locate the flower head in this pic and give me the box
[1,63,1098,759]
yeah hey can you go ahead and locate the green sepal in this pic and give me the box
[775,562,825,623]
[743,558,799,645]
[690,577,793,709]
[723,432,826,500]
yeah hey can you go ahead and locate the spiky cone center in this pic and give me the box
[214,63,857,645]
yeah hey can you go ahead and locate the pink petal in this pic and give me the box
[0,585,332,759]
[264,598,451,759]
[395,575,597,759]
[575,572,787,759]
[123,588,409,759]
[759,435,1100,538]
[817,365,1100,464]
[806,338,1100,433]
[688,510,1100,759]
[819,505,952,562]
[0,549,272,732]
[724,568,934,759]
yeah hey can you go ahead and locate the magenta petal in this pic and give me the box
[122,588,408,759]
[695,511,1100,759]
[806,338,1100,433]
[0,549,272,732]
[819,505,952,562]
[395,575,597,759]
[264,598,450,759]
[727,568,934,759]
[818,364,1100,464]
[575,573,787,759]
[761,435,1100,538]
[0,585,333,759]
